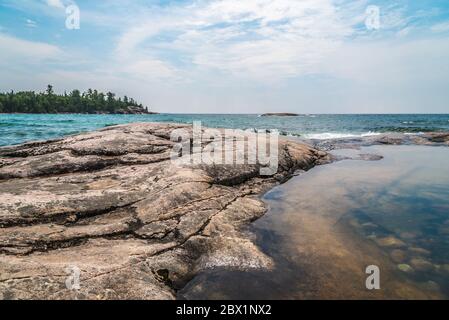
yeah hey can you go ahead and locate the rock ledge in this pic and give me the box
[0,122,329,300]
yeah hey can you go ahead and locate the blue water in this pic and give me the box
[180,145,449,299]
[1,113,449,147]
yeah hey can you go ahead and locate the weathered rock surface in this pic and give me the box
[0,122,329,300]
[309,132,449,151]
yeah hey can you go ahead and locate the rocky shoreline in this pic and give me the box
[0,124,447,300]
[0,122,329,300]
[305,132,449,151]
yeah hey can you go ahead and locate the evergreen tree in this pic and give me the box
[0,86,149,114]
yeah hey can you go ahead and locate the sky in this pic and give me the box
[0,0,449,114]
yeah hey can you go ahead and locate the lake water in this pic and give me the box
[1,113,449,147]
[179,145,449,299]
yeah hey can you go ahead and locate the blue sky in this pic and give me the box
[0,0,449,113]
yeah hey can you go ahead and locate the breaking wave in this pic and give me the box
[302,132,381,140]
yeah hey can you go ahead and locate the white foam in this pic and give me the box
[360,131,382,137]
[404,132,424,135]
[303,132,381,140]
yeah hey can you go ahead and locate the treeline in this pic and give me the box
[0,85,149,114]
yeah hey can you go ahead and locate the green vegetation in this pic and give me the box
[0,85,150,114]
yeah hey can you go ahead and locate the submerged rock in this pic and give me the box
[410,258,434,272]
[408,247,431,256]
[356,154,384,161]
[421,281,441,292]
[390,249,407,263]
[375,236,406,248]
[398,264,413,273]
[439,226,449,235]
[0,122,329,300]
[399,232,418,240]
[441,264,449,274]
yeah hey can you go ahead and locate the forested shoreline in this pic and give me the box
[0,85,152,114]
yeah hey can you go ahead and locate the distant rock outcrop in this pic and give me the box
[261,113,300,117]
[115,105,158,115]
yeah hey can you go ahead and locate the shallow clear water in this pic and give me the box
[1,113,449,147]
[179,145,449,300]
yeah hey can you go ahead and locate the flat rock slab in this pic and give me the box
[308,132,449,151]
[0,122,329,300]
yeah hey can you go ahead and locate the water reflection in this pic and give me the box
[179,146,449,299]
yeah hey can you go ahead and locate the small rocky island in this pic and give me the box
[261,113,300,117]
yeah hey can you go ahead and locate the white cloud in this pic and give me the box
[323,38,449,83]
[396,26,413,37]
[115,0,358,82]
[25,18,37,28]
[431,21,449,33]
[122,58,178,80]
[46,0,64,9]
[2,0,449,113]
[0,33,62,63]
